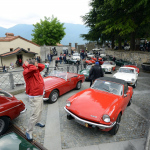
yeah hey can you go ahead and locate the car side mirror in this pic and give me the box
[124,94,127,97]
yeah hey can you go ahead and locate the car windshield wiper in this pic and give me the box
[102,88,110,92]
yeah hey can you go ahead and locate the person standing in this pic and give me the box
[19,58,22,66]
[22,59,45,141]
[59,54,63,64]
[63,54,66,64]
[143,40,148,52]
[89,62,104,87]
[45,60,49,74]
[47,53,51,63]
[3,65,6,72]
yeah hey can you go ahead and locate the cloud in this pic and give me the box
[0,0,91,28]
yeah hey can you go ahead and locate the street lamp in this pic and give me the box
[44,44,46,61]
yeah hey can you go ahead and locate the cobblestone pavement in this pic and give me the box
[11,65,150,149]
[12,93,48,145]
[59,68,150,149]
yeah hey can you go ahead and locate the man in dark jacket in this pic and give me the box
[89,62,104,86]
[23,59,45,141]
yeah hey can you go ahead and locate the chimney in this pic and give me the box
[69,43,72,47]
[75,43,78,49]
[5,33,14,37]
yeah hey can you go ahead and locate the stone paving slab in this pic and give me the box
[12,93,48,145]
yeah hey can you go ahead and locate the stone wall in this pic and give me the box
[105,49,150,67]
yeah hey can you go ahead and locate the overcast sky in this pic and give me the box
[0,0,91,29]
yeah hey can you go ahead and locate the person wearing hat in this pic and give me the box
[89,61,104,87]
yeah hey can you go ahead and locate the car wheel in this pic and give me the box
[109,113,121,135]
[76,81,81,90]
[0,117,9,135]
[67,114,74,120]
[133,81,137,88]
[127,97,132,106]
[48,90,59,104]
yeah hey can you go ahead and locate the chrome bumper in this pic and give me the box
[20,108,27,114]
[43,98,49,101]
[64,107,116,129]
[127,81,135,86]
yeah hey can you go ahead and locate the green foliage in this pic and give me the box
[32,16,66,46]
[81,0,150,49]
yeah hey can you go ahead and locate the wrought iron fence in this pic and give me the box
[0,64,85,91]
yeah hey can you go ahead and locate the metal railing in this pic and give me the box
[0,64,85,91]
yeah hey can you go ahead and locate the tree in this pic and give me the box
[81,0,150,50]
[32,16,66,46]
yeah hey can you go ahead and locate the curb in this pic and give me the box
[8,88,25,95]
[145,121,150,150]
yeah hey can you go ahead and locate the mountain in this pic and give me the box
[0,23,89,46]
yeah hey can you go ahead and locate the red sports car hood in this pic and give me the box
[67,88,120,123]
[44,76,66,90]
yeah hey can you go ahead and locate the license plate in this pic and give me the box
[85,123,88,128]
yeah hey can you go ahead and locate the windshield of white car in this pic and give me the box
[103,61,114,65]
[73,53,79,56]
[48,70,67,80]
[119,68,134,73]
[91,80,123,96]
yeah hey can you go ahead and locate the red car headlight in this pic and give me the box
[103,115,110,123]
[66,100,71,107]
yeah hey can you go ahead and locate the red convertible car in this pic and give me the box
[85,58,95,65]
[0,89,26,135]
[43,71,85,103]
[64,77,133,135]
[91,57,105,65]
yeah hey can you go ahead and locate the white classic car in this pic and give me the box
[100,53,106,57]
[113,67,138,88]
[87,53,94,58]
[72,53,80,60]
[101,61,116,73]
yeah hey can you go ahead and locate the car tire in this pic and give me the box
[67,115,74,120]
[133,81,137,88]
[127,97,132,106]
[109,113,121,135]
[0,117,9,135]
[48,90,59,104]
[76,81,81,90]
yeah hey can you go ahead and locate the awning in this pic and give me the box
[0,47,37,57]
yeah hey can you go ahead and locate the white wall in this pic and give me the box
[0,38,40,55]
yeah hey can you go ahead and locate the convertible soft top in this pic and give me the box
[97,77,127,85]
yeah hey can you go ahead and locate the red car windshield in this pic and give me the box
[91,80,123,96]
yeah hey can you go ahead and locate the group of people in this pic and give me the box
[143,40,150,52]
[16,58,22,67]
[55,53,67,67]
[59,53,66,64]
